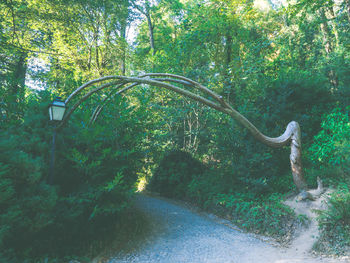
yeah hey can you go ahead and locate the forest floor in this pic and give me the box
[93,193,349,263]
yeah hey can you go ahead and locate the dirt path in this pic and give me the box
[283,189,339,259]
[105,194,347,263]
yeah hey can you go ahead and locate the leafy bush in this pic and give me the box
[149,150,206,198]
[213,192,303,239]
[42,123,141,258]
[0,132,57,262]
[309,107,350,169]
[0,93,145,262]
[310,107,350,254]
[186,170,225,208]
[315,185,350,254]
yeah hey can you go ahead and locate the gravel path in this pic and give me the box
[107,195,347,263]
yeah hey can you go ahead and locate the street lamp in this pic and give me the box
[48,97,66,184]
[49,97,66,121]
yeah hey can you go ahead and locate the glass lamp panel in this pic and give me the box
[52,106,66,121]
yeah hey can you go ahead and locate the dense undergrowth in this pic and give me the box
[315,185,350,255]
[0,94,147,262]
[311,107,350,255]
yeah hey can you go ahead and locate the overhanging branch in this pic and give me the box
[59,73,311,193]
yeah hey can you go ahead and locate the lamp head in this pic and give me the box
[49,97,66,121]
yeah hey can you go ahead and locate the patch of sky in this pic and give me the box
[25,57,49,90]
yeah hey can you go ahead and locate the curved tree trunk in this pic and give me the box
[59,73,317,195]
[290,122,307,191]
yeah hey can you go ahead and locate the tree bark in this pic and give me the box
[12,52,27,96]
[120,20,127,75]
[319,7,333,54]
[319,7,338,88]
[145,11,155,55]
[7,51,27,120]
[224,27,233,103]
[289,122,307,190]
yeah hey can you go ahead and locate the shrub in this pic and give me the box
[149,150,206,198]
[0,93,144,261]
[0,132,58,262]
[315,185,350,254]
[309,107,350,170]
[186,169,225,208]
[213,192,303,239]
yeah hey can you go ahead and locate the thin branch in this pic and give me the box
[59,80,123,129]
[130,0,146,15]
[89,78,192,125]
[90,83,138,124]
[143,73,233,110]
[89,82,131,124]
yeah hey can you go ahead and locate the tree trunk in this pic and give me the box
[319,7,333,54]
[290,122,307,190]
[9,51,27,120]
[145,11,155,55]
[319,7,338,88]
[224,28,233,103]
[12,52,27,96]
[120,20,127,75]
[327,2,339,47]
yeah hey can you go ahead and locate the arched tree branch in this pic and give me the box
[59,73,323,197]
[89,78,193,125]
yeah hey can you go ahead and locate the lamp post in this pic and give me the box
[48,97,66,184]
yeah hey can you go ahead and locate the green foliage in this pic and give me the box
[1,0,350,259]
[149,150,302,240]
[39,99,144,260]
[149,150,206,198]
[186,170,224,208]
[214,192,303,238]
[315,185,350,254]
[309,107,350,168]
[307,109,350,254]
[0,102,58,261]
[0,92,146,261]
